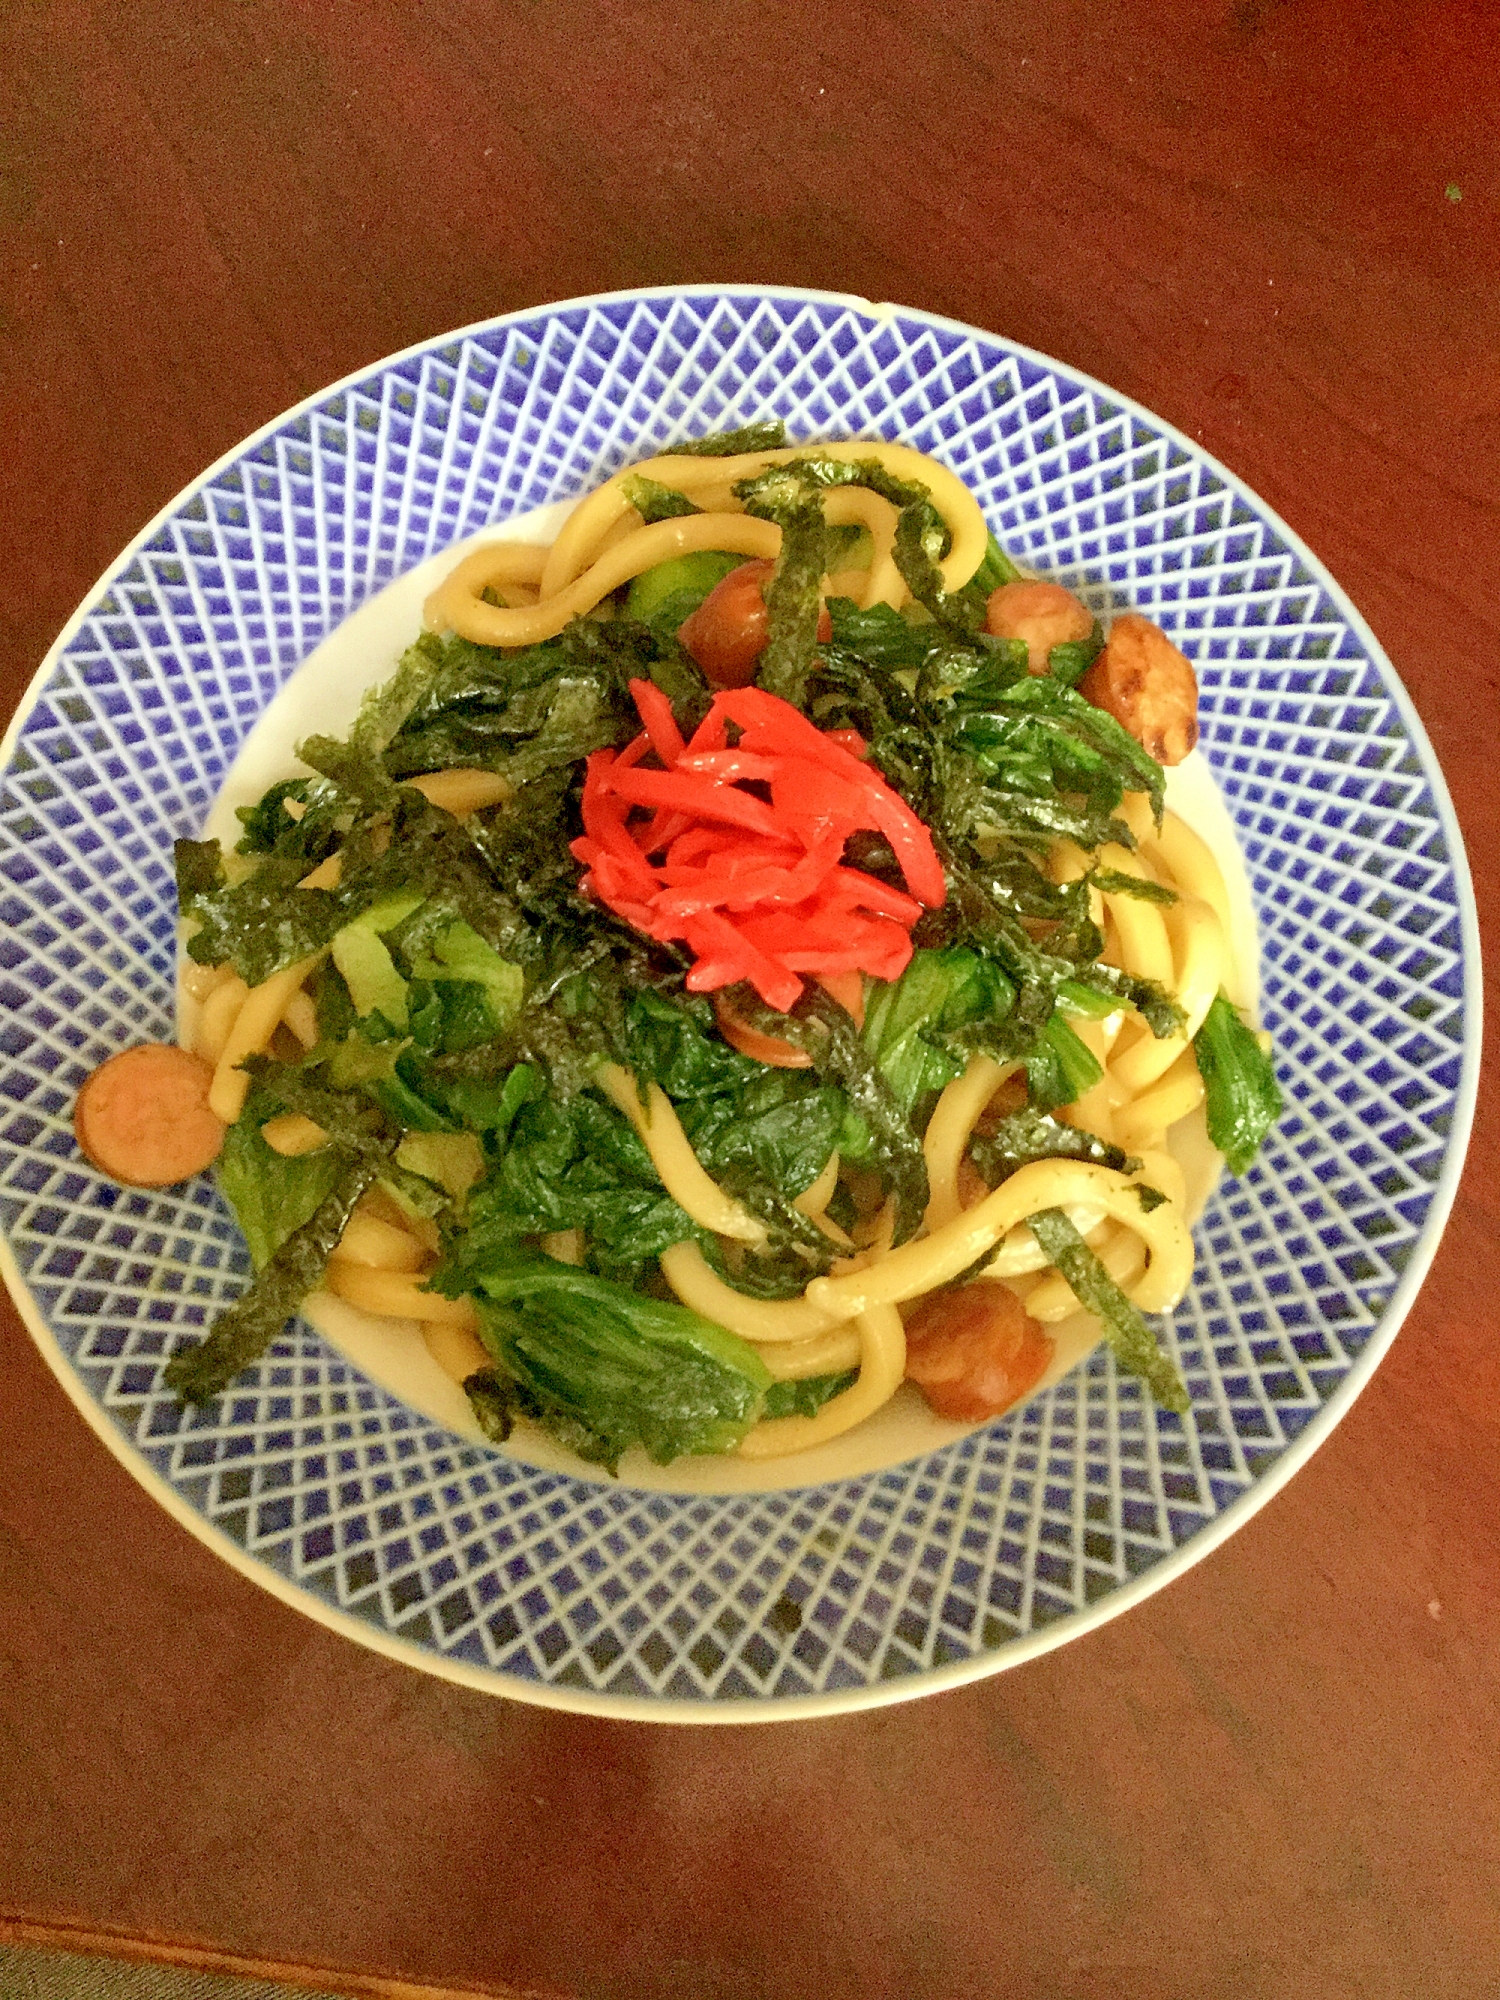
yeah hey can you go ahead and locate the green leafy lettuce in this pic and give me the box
[439,1248,773,1471]
[1193,992,1283,1175]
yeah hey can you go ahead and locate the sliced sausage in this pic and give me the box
[1078,613,1199,764]
[903,1281,1054,1421]
[74,1044,227,1187]
[678,560,833,689]
[985,580,1093,675]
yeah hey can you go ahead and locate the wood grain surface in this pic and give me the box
[2,3,1497,1997]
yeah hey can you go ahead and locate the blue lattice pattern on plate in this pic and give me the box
[0,291,1473,1712]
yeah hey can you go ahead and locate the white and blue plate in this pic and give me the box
[0,288,1479,1718]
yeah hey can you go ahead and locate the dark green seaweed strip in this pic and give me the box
[672,422,787,457]
[1092,867,1179,907]
[1026,1206,1188,1413]
[164,1149,391,1405]
[733,466,828,704]
[969,1110,1137,1183]
[620,474,701,523]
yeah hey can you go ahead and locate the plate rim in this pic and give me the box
[0,282,1483,1721]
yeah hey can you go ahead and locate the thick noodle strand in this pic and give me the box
[736,1302,906,1459]
[805,1160,1192,1321]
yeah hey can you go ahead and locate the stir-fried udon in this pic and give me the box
[75,420,1282,1470]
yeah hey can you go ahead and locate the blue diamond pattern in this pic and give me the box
[0,289,1477,1715]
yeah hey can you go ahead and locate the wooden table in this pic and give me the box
[3,4,1497,1995]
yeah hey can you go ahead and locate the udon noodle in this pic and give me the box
[180,437,1252,1463]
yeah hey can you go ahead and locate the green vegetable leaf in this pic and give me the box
[407,920,523,1029]
[1025,1012,1104,1110]
[724,982,930,1244]
[762,1370,857,1419]
[609,990,848,1274]
[861,948,1017,1117]
[968,532,1022,596]
[448,1248,773,1470]
[625,550,745,632]
[215,1110,345,1270]
[955,674,1165,831]
[1193,992,1283,1175]
[1056,978,1120,1021]
[451,1081,703,1284]
[1046,619,1104,690]
[331,892,423,1029]
[824,597,932,674]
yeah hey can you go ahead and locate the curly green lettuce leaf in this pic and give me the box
[619,991,849,1224]
[954,674,1165,830]
[215,1113,346,1271]
[453,1081,703,1284]
[446,1248,773,1470]
[860,947,1017,1117]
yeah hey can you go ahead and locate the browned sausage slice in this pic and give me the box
[1078,613,1199,764]
[904,1282,1054,1421]
[985,580,1093,675]
[74,1044,227,1187]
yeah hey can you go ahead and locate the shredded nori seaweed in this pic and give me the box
[672,422,787,457]
[620,474,701,523]
[164,1148,392,1405]
[1026,1207,1188,1413]
[733,465,829,704]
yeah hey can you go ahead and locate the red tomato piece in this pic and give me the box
[676,560,775,688]
[903,1284,1054,1422]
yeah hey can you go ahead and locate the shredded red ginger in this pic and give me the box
[571,680,947,1012]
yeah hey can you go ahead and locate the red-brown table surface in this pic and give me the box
[3,5,1498,1997]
